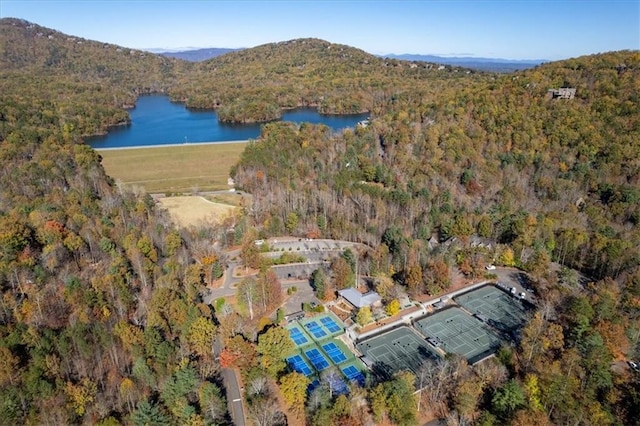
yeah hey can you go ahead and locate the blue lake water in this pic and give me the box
[87,95,368,149]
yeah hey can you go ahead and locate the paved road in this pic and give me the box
[203,261,325,302]
[222,368,245,426]
[213,337,246,426]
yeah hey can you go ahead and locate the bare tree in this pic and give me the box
[238,277,258,320]
[416,357,468,418]
[247,394,286,426]
[247,375,269,398]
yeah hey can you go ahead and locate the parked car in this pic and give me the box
[485,264,496,270]
[629,360,640,371]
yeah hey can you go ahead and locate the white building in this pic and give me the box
[338,288,382,309]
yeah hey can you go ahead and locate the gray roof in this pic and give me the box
[338,288,381,308]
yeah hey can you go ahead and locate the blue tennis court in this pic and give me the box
[320,316,342,333]
[287,354,313,377]
[304,321,327,339]
[342,365,365,386]
[328,375,348,394]
[289,326,309,346]
[322,342,348,364]
[305,348,330,371]
[309,379,320,391]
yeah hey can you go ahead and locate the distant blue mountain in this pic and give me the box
[383,54,547,72]
[155,47,240,61]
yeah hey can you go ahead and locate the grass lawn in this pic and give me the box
[97,141,247,193]
[155,196,238,228]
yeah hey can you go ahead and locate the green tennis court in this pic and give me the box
[356,326,439,376]
[454,285,530,333]
[414,307,502,364]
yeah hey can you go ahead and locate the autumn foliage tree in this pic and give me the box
[220,335,258,373]
[186,317,216,358]
[257,326,295,378]
[332,256,354,290]
[280,372,310,415]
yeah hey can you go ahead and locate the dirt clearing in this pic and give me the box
[156,196,238,228]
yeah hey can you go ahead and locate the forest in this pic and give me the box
[1,17,640,426]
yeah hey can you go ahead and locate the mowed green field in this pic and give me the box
[97,142,247,193]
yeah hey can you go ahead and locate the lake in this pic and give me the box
[87,95,369,149]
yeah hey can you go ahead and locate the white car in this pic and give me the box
[485,265,496,271]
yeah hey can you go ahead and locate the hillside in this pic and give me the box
[1,19,231,424]
[234,50,640,280]
[0,18,183,79]
[1,19,473,127]
[232,51,640,421]
[0,18,194,136]
[172,37,478,122]
[152,46,544,72]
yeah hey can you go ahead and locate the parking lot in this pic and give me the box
[492,267,537,303]
[280,279,319,315]
[262,237,362,281]
[266,238,359,253]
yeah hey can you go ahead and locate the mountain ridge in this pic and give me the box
[383,53,546,72]
[157,47,241,61]
[148,44,547,71]
[383,53,546,64]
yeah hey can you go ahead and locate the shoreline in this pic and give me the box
[92,139,251,151]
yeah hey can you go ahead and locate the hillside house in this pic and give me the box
[549,87,576,99]
[470,236,494,250]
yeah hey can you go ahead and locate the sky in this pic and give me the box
[1,0,638,60]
